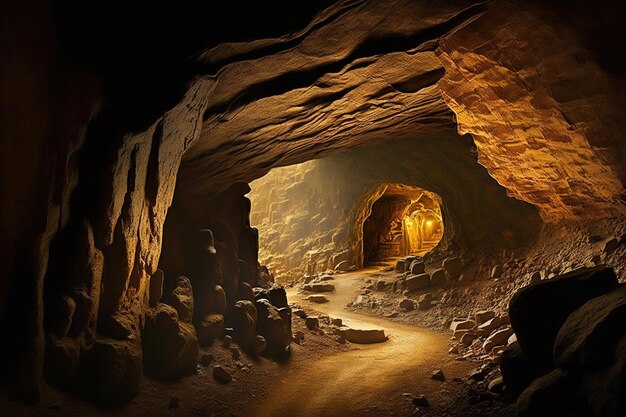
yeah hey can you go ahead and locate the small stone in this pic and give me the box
[229,346,241,360]
[399,298,416,311]
[292,308,307,319]
[222,335,232,348]
[431,369,445,381]
[488,377,504,393]
[307,294,329,303]
[305,316,319,330]
[331,318,343,326]
[491,265,502,279]
[212,365,232,384]
[412,395,429,407]
[200,353,214,366]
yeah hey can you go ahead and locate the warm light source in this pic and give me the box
[426,220,432,227]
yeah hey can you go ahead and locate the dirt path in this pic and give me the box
[248,269,474,417]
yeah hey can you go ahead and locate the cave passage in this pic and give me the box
[363,184,443,266]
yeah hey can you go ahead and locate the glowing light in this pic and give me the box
[426,220,432,227]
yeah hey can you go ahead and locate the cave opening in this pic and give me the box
[363,184,443,266]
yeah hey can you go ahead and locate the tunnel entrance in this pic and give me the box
[363,184,443,266]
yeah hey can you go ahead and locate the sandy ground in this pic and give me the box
[1,269,514,417]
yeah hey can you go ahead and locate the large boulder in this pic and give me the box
[256,299,291,356]
[268,285,288,308]
[143,304,199,379]
[509,266,619,374]
[168,276,194,323]
[516,369,586,417]
[78,337,142,407]
[430,268,447,286]
[207,284,227,315]
[232,300,258,352]
[554,285,626,371]
[406,273,430,291]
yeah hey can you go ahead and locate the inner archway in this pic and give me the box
[363,184,443,266]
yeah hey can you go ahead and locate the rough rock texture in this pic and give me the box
[437,1,626,222]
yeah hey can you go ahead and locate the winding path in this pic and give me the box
[248,268,473,417]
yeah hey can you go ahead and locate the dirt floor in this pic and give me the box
[1,268,518,417]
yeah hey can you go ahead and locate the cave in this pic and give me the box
[2,0,626,416]
[362,185,444,265]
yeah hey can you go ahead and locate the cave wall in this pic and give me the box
[437,0,626,222]
[2,0,625,406]
[248,132,541,282]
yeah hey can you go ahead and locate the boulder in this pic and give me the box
[554,285,626,371]
[406,273,430,291]
[207,284,227,315]
[256,299,291,356]
[212,365,232,384]
[429,268,447,286]
[149,270,164,308]
[395,259,408,272]
[409,260,426,275]
[483,327,514,353]
[232,300,257,351]
[339,327,387,344]
[143,304,199,379]
[417,293,432,310]
[516,369,585,417]
[475,310,496,325]
[168,276,194,323]
[78,337,142,406]
[196,314,224,346]
[307,294,328,303]
[509,266,619,374]
[461,332,477,346]
[450,319,475,333]
[500,342,534,397]
[399,298,416,311]
[236,282,255,301]
[477,317,502,335]
[443,257,463,278]
[302,282,335,293]
[376,280,386,291]
[268,285,289,308]
[305,316,319,330]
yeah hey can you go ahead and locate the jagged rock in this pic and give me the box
[602,237,621,255]
[376,280,387,291]
[399,298,416,311]
[429,268,447,286]
[292,308,307,319]
[412,395,429,407]
[406,273,430,291]
[207,284,227,315]
[339,328,387,344]
[500,342,534,397]
[450,319,475,333]
[554,285,626,371]
[196,314,224,346]
[443,257,463,278]
[143,304,199,379]
[509,266,619,374]
[149,270,164,308]
[516,369,585,417]
[477,317,502,336]
[461,333,477,346]
[212,365,232,384]
[409,260,426,275]
[168,276,194,323]
[395,259,408,272]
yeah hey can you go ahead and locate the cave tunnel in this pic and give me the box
[2,0,626,416]
[362,185,444,266]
